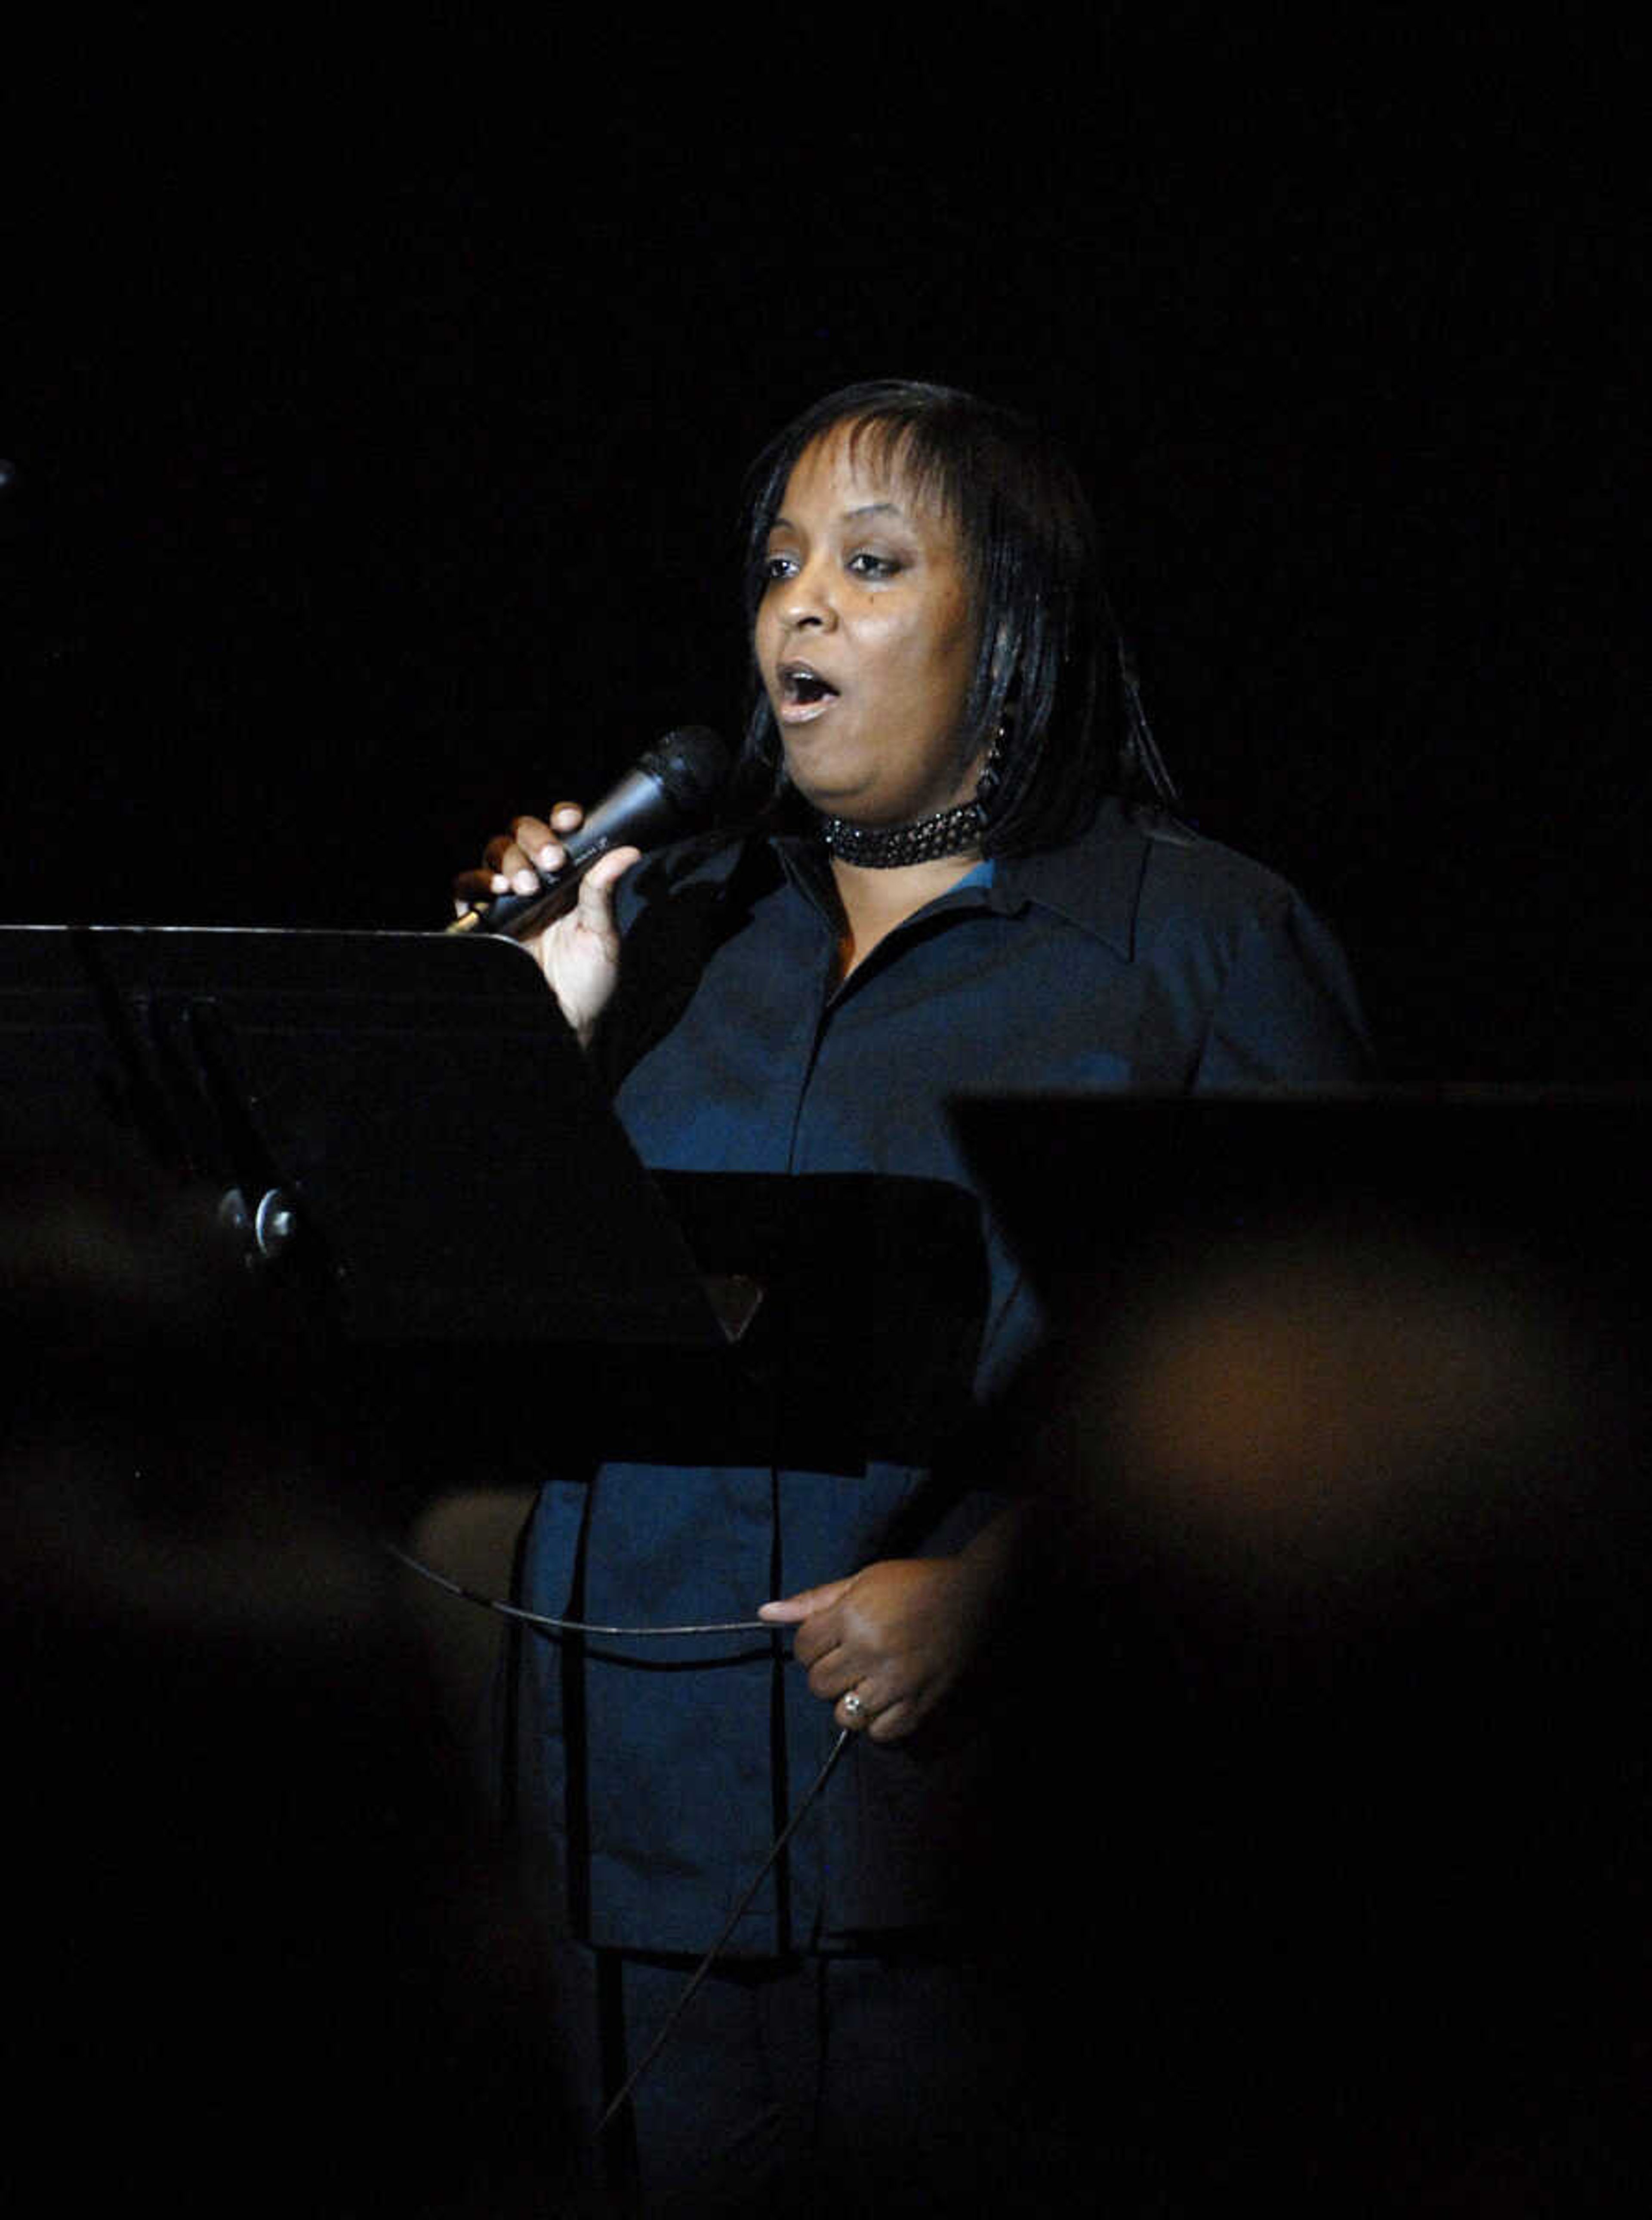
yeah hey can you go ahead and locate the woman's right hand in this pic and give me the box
[452,803,641,1048]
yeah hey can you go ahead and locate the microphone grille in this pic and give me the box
[643,726,732,816]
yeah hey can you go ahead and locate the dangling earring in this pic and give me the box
[976,720,1008,805]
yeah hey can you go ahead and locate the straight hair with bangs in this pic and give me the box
[734,379,1176,855]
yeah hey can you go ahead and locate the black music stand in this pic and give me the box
[0,922,746,1350]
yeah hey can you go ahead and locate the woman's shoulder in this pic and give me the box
[1114,809,1372,1076]
[1011,798,1327,953]
[1113,800,1310,907]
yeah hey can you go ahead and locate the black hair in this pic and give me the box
[734,379,1177,855]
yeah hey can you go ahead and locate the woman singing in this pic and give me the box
[455,380,1370,2214]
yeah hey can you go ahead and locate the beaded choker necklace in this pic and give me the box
[815,797,986,869]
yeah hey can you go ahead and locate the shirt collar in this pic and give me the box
[981,797,1148,960]
[677,796,1152,962]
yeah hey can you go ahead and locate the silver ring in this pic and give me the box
[841,1691,867,1719]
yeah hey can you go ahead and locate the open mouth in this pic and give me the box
[778,662,840,714]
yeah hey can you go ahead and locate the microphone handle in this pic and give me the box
[447,764,667,941]
[450,833,623,941]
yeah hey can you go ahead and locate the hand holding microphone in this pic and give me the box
[450,726,729,1045]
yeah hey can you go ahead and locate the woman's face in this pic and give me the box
[755,422,983,827]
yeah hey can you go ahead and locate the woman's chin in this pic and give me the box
[781,762,871,822]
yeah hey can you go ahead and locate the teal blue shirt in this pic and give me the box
[515,801,1371,1953]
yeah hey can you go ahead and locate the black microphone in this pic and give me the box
[449,725,730,940]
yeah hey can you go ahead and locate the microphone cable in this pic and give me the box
[389,1539,853,2134]
[596,1727,852,2140]
[388,1541,771,1638]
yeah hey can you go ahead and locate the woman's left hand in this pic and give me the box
[758,1552,1001,1744]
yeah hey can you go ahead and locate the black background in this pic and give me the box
[3,25,1646,2207]
[4,18,1643,1079]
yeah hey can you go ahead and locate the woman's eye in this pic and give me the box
[848,551,899,580]
[761,552,797,583]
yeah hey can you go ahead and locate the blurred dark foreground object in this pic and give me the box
[956,1091,1651,2210]
[0,1150,578,2217]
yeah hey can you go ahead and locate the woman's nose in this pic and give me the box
[778,560,835,632]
